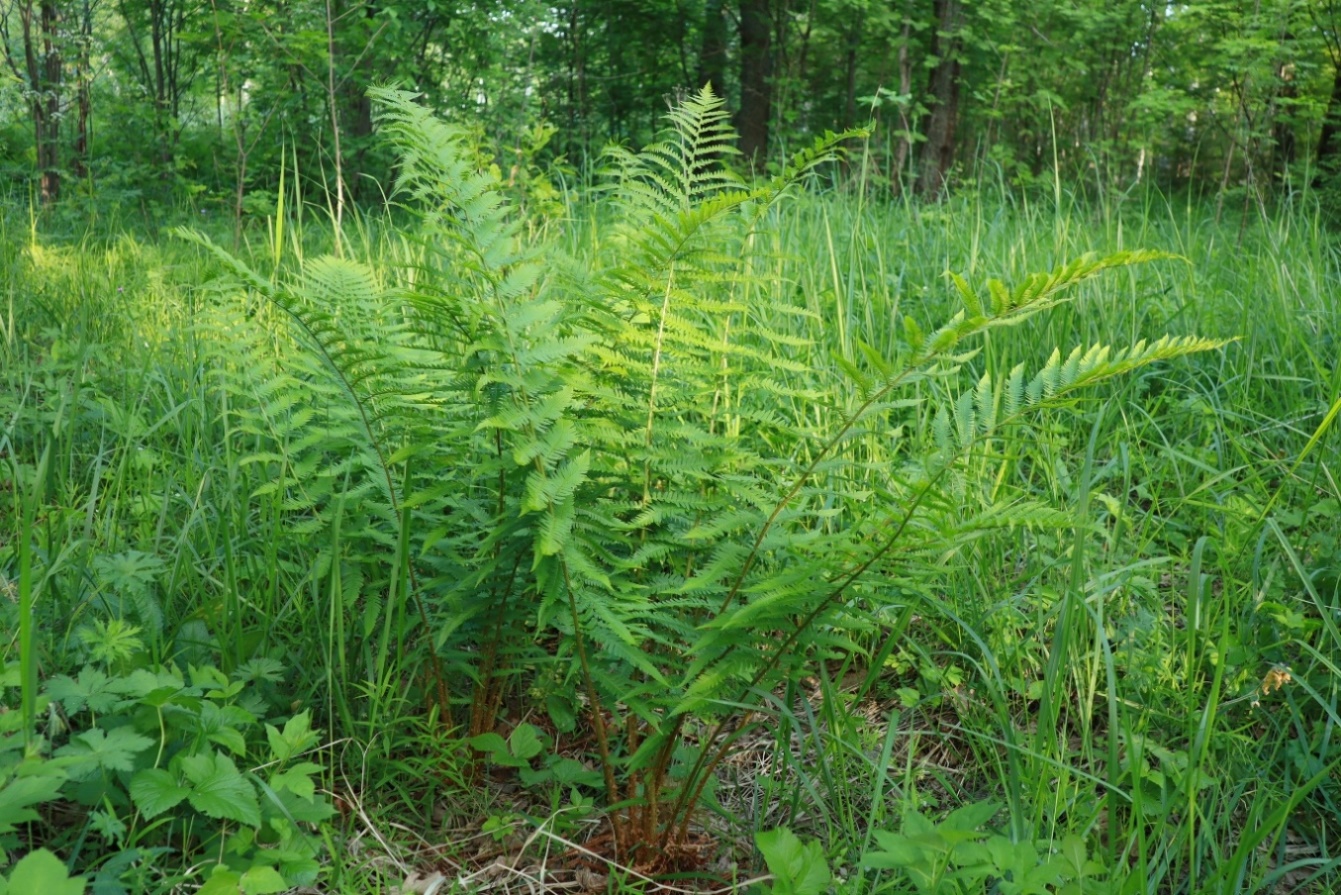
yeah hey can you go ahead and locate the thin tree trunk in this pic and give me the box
[1271,60,1297,186]
[736,0,772,166]
[916,0,961,199]
[842,29,859,130]
[39,0,61,202]
[337,0,382,204]
[325,0,345,249]
[1316,62,1341,177]
[154,0,176,179]
[890,19,912,195]
[1,0,63,202]
[73,0,93,181]
[697,0,727,94]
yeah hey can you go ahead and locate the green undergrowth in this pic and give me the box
[2,91,1340,894]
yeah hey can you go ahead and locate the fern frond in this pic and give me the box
[950,250,1181,328]
[935,335,1231,455]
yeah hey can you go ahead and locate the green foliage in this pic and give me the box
[863,803,1114,895]
[0,643,332,892]
[0,848,85,895]
[755,827,830,895]
[12,49,1341,885]
[179,86,1223,864]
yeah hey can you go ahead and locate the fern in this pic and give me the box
[179,87,1222,859]
[930,335,1233,453]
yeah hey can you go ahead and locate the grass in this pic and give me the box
[2,164,1340,895]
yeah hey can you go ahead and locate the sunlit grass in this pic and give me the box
[2,179,1339,893]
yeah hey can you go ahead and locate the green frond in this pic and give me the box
[936,334,1230,454]
[175,87,1229,830]
[950,250,1182,329]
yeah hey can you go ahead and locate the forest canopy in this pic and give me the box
[4,0,1341,208]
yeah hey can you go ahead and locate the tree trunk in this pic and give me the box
[1271,63,1297,185]
[736,0,772,166]
[916,0,961,199]
[39,0,61,202]
[151,0,175,179]
[842,29,859,130]
[697,0,727,95]
[72,0,93,181]
[564,1,588,159]
[117,0,193,184]
[1316,62,1341,178]
[336,0,379,204]
[890,19,912,195]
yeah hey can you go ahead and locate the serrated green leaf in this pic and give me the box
[549,757,603,788]
[4,848,85,895]
[240,866,287,895]
[862,830,930,869]
[466,733,508,757]
[268,787,336,824]
[545,696,576,733]
[56,728,155,780]
[197,865,242,895]
[265,711,317,763]
[756,827,830,895]
[0,771,67,834]
[182,752,261,827]
[46,667,120,716]
[129,768,190,819]
[268,762,321,800]
[508,723,544,761]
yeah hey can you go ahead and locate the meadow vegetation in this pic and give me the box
[2,90,1341,894]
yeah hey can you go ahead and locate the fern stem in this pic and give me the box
[715,361,924,616]
[642,263,675,505]
[666,454,954,843]
[560,558,625,855]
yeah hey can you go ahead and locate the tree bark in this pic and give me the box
[39,0,61,201]
[336,0,380,204]
[842,27,859,130]
[117,0,195,183]
[1316,62,1341,177]
[1271,61,1297,185]
[890,18,912,194]
[696,0,727,95]
[736,0,772,166]
[72,0,93,181]
[916,0,961,199]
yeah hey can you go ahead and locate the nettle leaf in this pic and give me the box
[181,752,262,828]
[55,727,156,780]
[0,770,67,834]
[123,667,189,703]
[268,762,321,800]
[508,723,544,761]
[234,658,285,685]
[194,701,254,756]
[46,667,121,715]
[756,827,831,895]
[267,787,336,824]
[197,865,242,895]
[0,848,85,895]
[129,768,190,819]
[265,711,318,763]
[862,830,930,869]
[240,866,288,895]
[467,732,528,768]
[466,733,508,757]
